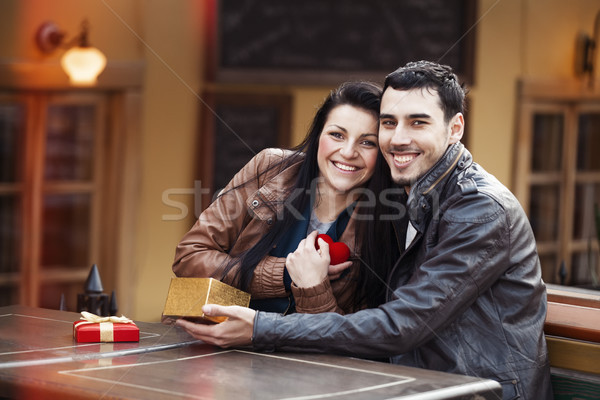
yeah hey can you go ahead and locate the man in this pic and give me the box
[175,61,553,399]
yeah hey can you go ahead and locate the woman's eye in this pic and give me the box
[361,140,377,147]
[329,131,343,139]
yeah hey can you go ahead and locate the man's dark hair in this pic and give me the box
[383,60,467,122]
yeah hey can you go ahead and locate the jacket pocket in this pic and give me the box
[499,379,520,400]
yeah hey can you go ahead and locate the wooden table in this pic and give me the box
[0,305,502,399]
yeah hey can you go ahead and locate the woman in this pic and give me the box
[172,81,388,314]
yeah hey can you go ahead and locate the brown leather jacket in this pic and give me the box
[172,148,362,314]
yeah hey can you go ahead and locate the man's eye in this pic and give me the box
[380,120,396,127]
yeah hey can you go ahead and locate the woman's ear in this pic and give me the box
[448,113,465,144]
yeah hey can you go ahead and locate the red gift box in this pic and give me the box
[73,312,139,343]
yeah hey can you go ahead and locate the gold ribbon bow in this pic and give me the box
[75,311,134,342]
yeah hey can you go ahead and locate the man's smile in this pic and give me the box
[392,152,419,167]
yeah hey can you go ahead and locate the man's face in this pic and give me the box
[378,88,463,191]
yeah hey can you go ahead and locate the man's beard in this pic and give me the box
[391,174,418,188]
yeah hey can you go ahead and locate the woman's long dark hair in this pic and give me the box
[354,154,399,308]
[221,81,384,307]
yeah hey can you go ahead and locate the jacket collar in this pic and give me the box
[247,155,304,221]
[406,142,472,230]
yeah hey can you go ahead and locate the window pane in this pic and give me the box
[39,281,84,312]
[577,113,600,172]
[0,285,19,307]
[539,254,558,285]
[0,103,24,183]
[41,194,90,268]
[529,184,560,242]
[0,195,20,273]
[570,251,599,289]
[573,183,600,240]
[44,105,95,181]
[531,113,563,172]
[213,104,279,192]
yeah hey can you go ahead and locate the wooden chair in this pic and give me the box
[545,284,600,399]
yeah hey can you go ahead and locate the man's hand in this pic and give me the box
[175,304,255,348]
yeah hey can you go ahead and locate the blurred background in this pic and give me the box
[0,0,599,321]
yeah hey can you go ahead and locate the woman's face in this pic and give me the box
[316,104,379,196]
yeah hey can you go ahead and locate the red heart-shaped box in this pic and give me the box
[316,234,350,265]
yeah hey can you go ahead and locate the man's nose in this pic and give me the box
[389,126,411,146]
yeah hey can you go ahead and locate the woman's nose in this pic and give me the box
[339,142,357,158]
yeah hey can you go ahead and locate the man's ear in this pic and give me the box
[448,113,464,144]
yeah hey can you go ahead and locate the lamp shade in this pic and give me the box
[60,46,106,85]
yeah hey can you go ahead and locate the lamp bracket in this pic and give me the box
[35,21,90,54]
[36,22,66,53]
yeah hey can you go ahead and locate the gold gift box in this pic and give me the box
[162,278,251,323]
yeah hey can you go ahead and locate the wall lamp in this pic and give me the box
[36,20,106,86]
[575,11,600,88]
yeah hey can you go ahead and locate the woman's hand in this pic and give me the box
[175,304,255,348]
[286,231,332,288]
[327,260,353,280]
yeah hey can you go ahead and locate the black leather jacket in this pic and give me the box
[253,143,553,400]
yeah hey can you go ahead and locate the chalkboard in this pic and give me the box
[211,0,476,84]
[197,91,292,209]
